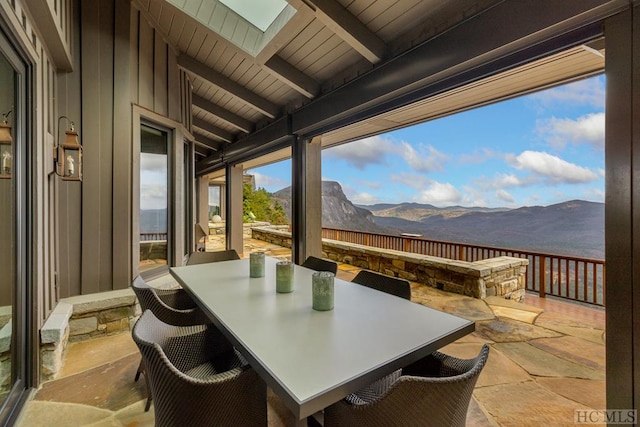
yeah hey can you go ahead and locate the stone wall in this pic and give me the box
[140,241,167,262]
[40,289,139,381]
[251,226,528,301]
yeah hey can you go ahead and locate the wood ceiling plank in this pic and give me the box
[185,28,208,58]
[195,0,216,24]
[147,0,162,23]
[167,11,186,41]
[156,5,175,37]
[182,0,202,16]
[193,117,234,143]
[195,36,219,63]
[179,54,279,118]
[193,94,254,133]
[177,19,197,52]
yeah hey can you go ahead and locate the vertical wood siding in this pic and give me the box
[3,0,189,328]
[1,0,64,325]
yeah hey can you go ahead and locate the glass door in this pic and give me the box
[139,125,169,275]
[0,23,29,423]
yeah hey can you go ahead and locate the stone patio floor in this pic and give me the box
[16,238,606,426]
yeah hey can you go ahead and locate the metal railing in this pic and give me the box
[140,232,168,242]
[322,227,605,306]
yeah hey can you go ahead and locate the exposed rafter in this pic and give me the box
[194,131,224,152]
[193,117,234,143]
[264,56,319,99]
[303,0,386,63]
[193,95,253,134]
[178,54,280,119]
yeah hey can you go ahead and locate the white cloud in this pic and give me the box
[350,192,381,205]
[140,184,167,210]
[252,172,289,192]
[458,148,501,165]
[496,189,515,203]
[390,172,431,190]
[323,135,395,170]
[354,179,382,190]
[473,173,535,191]
[508,150,598,184]
[530,77,605,109]
[412,181,462,206]
[325,136,447,173]
[537,112,605,149]
[585,188,605,202]
[397,143,448,172]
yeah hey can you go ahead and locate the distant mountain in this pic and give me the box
[272,182,603,259]
[370,200,604,259]
[360,202,509,221]
[273,181,391,233]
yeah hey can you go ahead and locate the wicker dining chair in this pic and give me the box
[131,275,213,411]
[351,270,412,300]
[301,255,338,274]
[186,249,240,265]
[324,344,490,427]
[132,310,267,427]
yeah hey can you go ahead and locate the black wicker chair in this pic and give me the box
[351,270,412,300]
[301,256,338,274]
[131,275,213,411]
[132,310,267,427]
[187,249,240,265]
[324,344,490,427]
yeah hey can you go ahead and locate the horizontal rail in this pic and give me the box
[322,227,605,306]
[140,232,168,242]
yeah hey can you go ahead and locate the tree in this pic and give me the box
[243,184,288,225]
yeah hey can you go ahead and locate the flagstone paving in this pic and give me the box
[15,238,606,426]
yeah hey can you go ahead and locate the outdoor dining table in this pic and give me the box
[170,256,475,426]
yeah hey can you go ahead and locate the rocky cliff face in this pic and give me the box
[273,181,385,232]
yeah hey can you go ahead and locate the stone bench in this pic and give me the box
[40,289,138,381]
[251,226,528,301]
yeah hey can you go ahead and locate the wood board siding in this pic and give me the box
[77,1,186,294]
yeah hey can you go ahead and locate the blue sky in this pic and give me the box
[248,75,605,208]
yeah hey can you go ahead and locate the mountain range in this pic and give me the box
[272,181,604,259]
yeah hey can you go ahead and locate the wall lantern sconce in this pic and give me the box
[55,116,82,181]
[0,109,12,179]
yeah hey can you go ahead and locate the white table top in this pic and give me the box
[170,257,474,420]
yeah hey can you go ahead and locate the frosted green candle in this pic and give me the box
[276,262,294,293]
[249,252,265,278]
[312,271,334,311]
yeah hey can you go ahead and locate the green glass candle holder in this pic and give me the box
[312,271,334,311]
[276,261,294,293]
[249,252,265,278]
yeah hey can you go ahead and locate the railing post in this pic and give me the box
[539,255,546,298]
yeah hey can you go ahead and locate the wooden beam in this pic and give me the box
[178,54,279,118]
[193,117,235,143]
[307,0,386,63]
[194,131,224,151]
[192,94,253,133]
[194,144,210,157]
[264,55,319,98]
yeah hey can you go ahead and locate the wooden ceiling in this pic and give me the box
[132,0,606,177]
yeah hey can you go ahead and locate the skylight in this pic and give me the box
[219,0,288,31]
